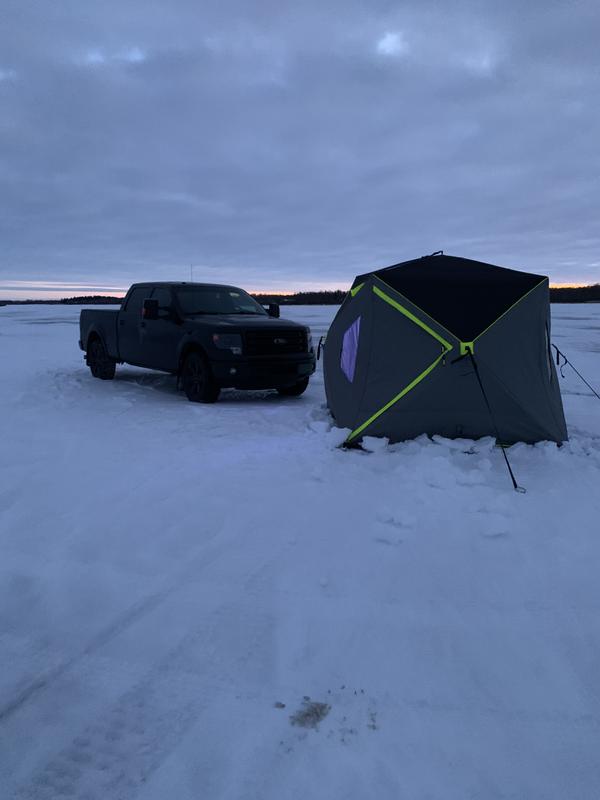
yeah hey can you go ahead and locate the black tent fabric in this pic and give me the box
[325,253,568,445]
[352,254,544,341]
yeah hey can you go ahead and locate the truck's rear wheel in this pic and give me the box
[87,338,116,380]
[277,377,309,397]
[181,352,220,403]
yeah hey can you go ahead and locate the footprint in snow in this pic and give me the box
[373,535,401,547]
[308,420,331,435]
[375,509,415,530]
[479,511,511,539]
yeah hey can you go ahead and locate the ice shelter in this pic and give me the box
[324,252,568,445]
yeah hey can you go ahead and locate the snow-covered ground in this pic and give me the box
[1,302,600,800]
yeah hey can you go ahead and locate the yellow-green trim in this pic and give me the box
[473,279,547,341]
[377,277,457,342]
[350,282,364,297]
[460,341,475,355]
[346,352,446,442]
[372,285,453,351]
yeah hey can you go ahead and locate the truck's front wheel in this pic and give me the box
[181,352,220,403]
[87,338,116,380]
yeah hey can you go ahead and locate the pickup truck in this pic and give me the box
[79,282,316,402]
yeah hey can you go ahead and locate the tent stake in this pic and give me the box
[465,348,526,493]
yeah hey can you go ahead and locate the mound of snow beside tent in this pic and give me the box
[1,303,600,800]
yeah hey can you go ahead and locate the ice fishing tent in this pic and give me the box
[324,253,568,445]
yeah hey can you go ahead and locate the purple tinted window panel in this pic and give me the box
[340,316,361,382]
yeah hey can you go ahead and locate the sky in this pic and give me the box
[1,0,599,299]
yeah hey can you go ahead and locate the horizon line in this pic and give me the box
[1,282,597,304]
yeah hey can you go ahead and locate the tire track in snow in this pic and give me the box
[0,587,171,724]
[0,523,265,725]
[12,559,281,800]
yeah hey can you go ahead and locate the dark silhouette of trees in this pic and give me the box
[2,285,600,307]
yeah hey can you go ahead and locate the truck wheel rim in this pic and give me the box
[186,359,204,395]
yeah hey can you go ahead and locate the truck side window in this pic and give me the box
[151,287,172,314]
[124,287,150,315]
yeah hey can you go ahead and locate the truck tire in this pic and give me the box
[181,351,220,403]
[87,337,116,380]
[277,377,309,397]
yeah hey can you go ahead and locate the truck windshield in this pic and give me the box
[176,286,267,316]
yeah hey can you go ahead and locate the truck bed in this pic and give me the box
[79,309,120,359]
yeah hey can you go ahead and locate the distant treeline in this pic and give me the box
[253,290,347,305]
[0,295,123,306]
[549,284,600,303]
[1,285,599,306]
[0,290,348,306]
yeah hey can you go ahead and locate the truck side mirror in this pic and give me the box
[267,303,280,318]
[142,299,158,320]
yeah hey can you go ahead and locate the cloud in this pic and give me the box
[0,0,599,293]
[0,67,17,81]
[81,46,146,67]
[461,49,498,75]
[376,31,407,57]
[83,50,106,66]
[121,46,146,64]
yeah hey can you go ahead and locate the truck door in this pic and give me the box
[118,286,152,366]
[138,287,181,372]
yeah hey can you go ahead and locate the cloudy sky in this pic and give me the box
[1,0,599,298]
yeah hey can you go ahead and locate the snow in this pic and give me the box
[1,302,600,799]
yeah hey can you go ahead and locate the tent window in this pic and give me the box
[341,316,361,382]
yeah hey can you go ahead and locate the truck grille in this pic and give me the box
[244,328,307,356]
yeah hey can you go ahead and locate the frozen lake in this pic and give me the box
[1,302,600,799]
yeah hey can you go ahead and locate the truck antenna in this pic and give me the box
[190,264,193,282]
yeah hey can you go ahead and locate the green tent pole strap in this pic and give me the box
[553,344,600,401]
[473,279,547,343]
[372,285,453,351]
[345,351,447,443]
[465,348,526,493]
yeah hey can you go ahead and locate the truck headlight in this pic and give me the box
[212,333,242,355]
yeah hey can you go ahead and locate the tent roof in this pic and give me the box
[352,253,546,341]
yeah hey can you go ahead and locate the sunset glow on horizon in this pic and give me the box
[1,278,598,302]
